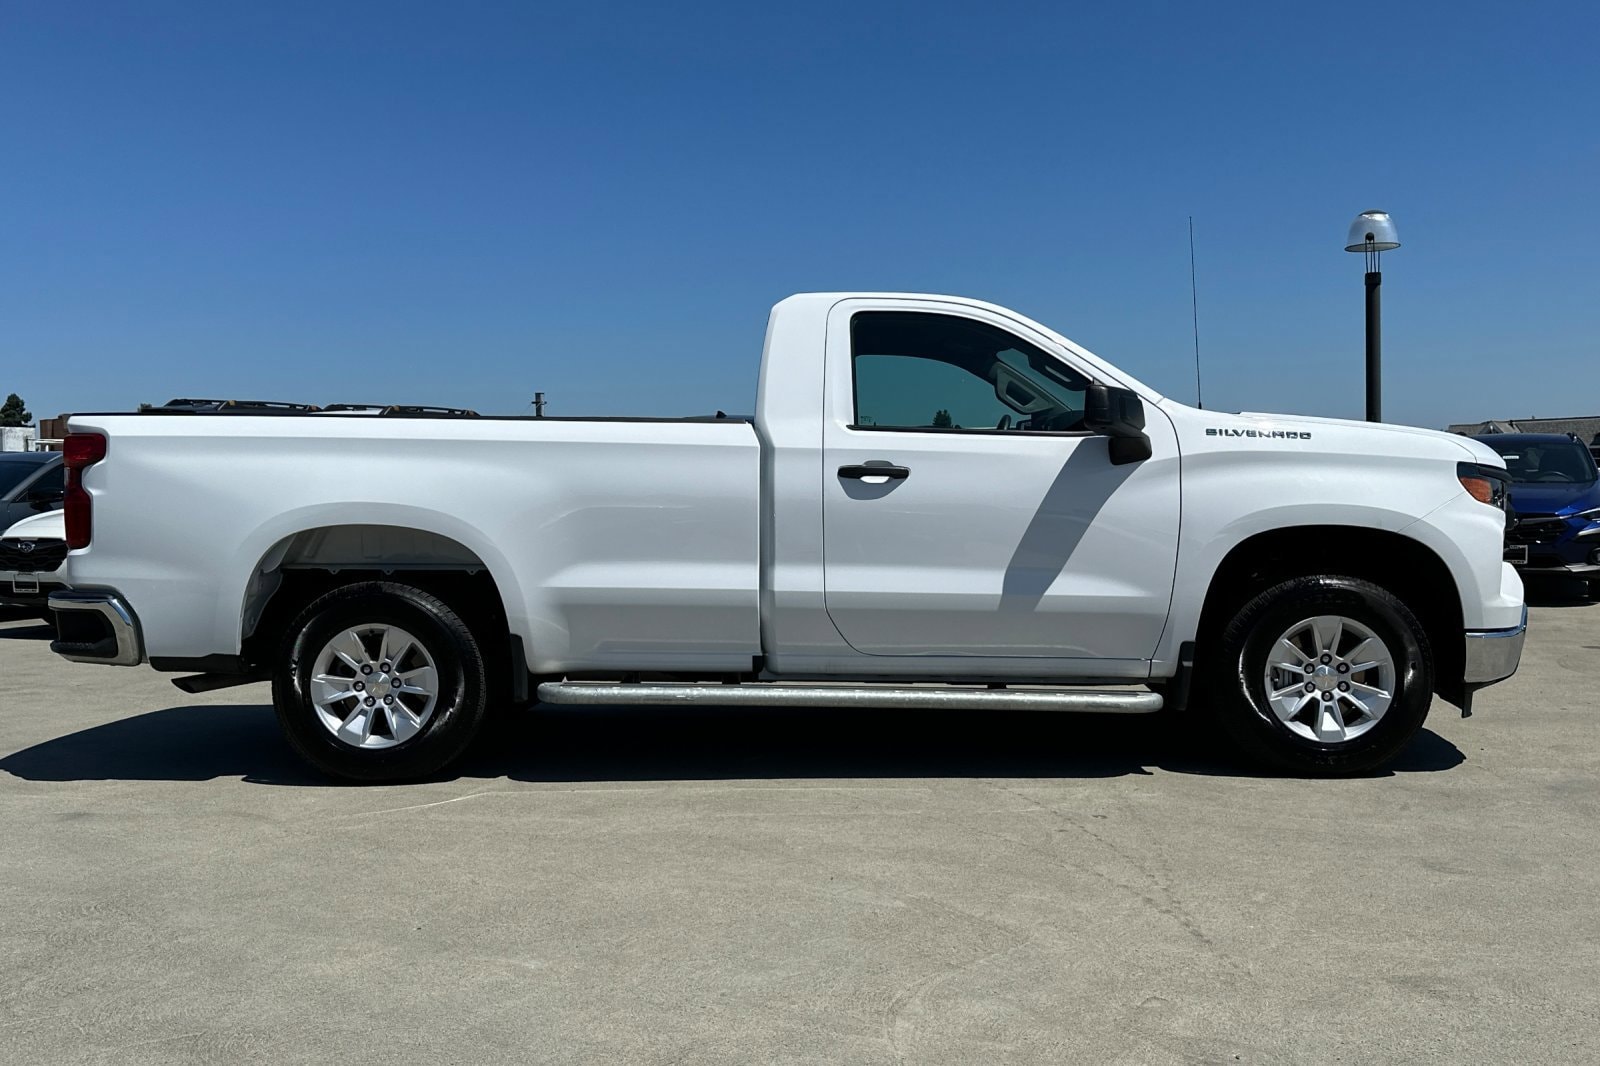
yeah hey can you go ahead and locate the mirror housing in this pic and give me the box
[26,487,65,509]
[1083,384,1152,465]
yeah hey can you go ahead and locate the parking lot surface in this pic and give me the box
[2,588,1597,1065]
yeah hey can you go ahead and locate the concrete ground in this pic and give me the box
[1,583,1597,1065]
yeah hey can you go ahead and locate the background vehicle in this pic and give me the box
[1474,433,1600,594]
[49,293,1527,783]
[155,398,320,414]
[1,508,70,626]
[0,451,64,532]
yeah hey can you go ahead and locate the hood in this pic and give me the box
[1161,404,1496,463]
[1235,411,1488,456]
[1506,480,1600,516]
[1,508,66,541]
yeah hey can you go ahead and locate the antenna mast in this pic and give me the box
[1188,216,1204,409]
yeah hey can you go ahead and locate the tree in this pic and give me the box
[0,393,30,427]
[931,409,953,428]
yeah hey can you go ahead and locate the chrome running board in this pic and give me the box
[535,682,1163,714]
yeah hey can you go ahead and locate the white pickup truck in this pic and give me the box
[49,293,1526,782]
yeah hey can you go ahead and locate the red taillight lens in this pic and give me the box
[63,432,107,550]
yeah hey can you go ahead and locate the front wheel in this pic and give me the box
[272,581,489,783]
[1207,576,1433,775]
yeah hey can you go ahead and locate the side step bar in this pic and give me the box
[536,682,1163,714]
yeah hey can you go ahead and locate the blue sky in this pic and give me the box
[4,1,1596,428]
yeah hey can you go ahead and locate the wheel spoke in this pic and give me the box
[1311,616,1343,658]
[332,629,369,671]
[1347,679,1390,699]
[338,704,375,743]
[379,629,413,668]
[385,702,423,743]
[1312,700,1348,742]
[1270,691,1315,724]
[396,665,437,696]
[1272,639,1311,669]
[1343,636,1378,666]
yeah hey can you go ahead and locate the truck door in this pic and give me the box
[820,300,1180,664]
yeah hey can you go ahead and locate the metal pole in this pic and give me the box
[1365,270,1382,423]
[533,392,546,418]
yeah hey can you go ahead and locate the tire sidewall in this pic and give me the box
[274,584,485,782]
[1227,578,1431,771]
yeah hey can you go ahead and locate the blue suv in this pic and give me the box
[1474,433,1600,593]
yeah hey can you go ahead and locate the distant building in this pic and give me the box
[1447,415,1600,443]
[0,426,35,452]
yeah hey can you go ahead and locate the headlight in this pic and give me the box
[1458,462,1511,512]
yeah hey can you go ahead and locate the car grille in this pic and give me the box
[0,538,69,573]
[1509,514,1568,546]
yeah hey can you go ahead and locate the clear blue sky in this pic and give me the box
[4,1,1597,428]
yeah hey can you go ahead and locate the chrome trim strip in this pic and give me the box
[47,589,145,667]
[537,681,1164,713]
[1463,606,1527,685]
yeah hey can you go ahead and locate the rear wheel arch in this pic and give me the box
[238,525,517,685]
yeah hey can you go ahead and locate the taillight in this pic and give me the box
[63,432,107,550]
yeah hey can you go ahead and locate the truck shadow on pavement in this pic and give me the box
[0,701,1465,785]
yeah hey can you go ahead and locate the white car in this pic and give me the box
[48,292,1526,781]
[1,508,70,624]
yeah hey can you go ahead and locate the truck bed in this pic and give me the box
[66,413,763,672]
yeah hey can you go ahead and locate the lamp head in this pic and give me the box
[1345,210,1400,253]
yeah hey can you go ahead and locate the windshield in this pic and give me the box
[0,461,48,498]
[1483,440,1599,485]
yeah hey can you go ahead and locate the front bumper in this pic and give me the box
[1514,560,1600,575]
[1,573,72,611]
[47,589,145,667]
[1463,605,1527,685]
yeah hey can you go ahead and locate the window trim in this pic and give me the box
[847,311,1093,436]
[846,423,1096,438]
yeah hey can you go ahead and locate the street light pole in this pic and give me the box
[1345,210,1400,424]
[1365,268,1381,423]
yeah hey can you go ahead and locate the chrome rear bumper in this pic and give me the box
[1463,605,1527,685]
[48,589,145,667]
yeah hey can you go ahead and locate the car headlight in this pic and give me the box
[1458,462,1512,513]
[1574,507,1600,536]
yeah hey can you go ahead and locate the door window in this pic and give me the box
[850,312,1088,432]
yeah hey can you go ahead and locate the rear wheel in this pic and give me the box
[272,581,489,783]
[1207,576,1433,775]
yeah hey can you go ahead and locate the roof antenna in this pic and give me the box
[1188,216,1204,409]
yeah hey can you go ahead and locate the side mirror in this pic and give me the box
[1084,384,1152,465]
[26,488,65,509]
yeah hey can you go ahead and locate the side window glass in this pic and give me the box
[850,312,1088,432]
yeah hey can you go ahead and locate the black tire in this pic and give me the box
[272,581,489,783]
[1206,576,1433,776]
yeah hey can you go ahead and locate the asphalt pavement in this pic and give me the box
[2,582,1597,1064]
